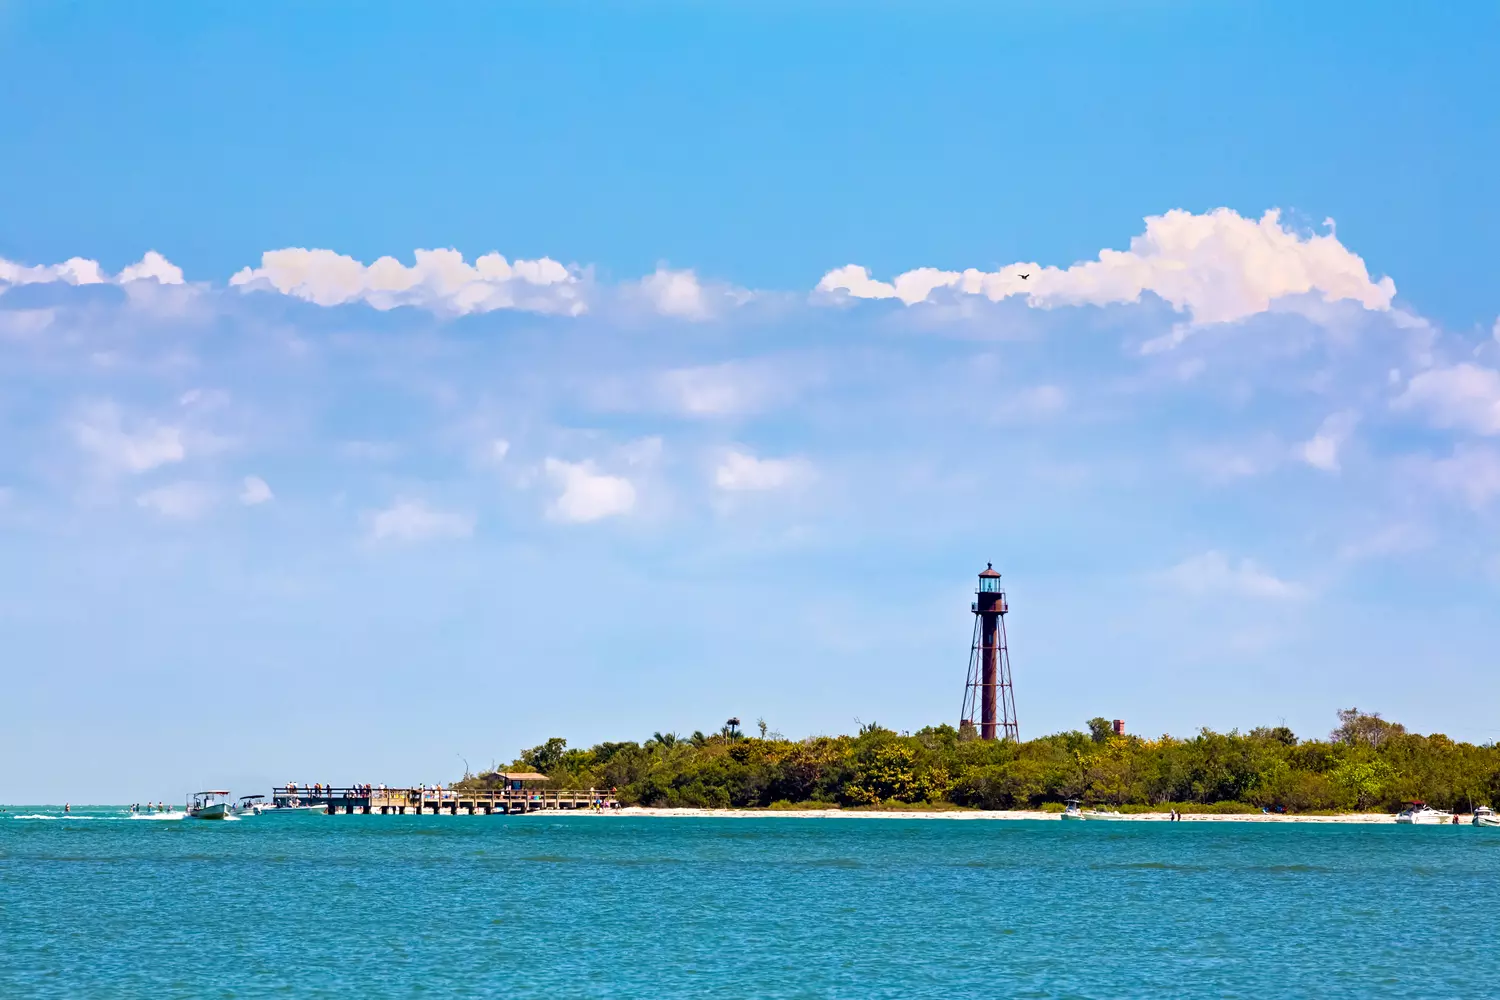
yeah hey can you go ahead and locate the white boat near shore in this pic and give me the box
[1473,806,1499,828]
[1395,802,1452,825]
[1059,799,1126,821]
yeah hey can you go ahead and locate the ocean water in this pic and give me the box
[1,808,1496,998]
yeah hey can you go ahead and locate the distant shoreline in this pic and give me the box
[609,807,1404,823]
[3,806,1459,825]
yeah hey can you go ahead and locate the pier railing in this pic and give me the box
[270,786,617,815]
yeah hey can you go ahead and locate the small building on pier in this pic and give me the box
[489,771,549,792]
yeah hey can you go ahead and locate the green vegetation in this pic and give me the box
[460,709,1500,813]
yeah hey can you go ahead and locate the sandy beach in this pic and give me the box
[612,807,1404,823]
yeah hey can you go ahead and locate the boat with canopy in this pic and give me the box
[188,791,232,820]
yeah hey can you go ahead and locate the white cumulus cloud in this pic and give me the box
[1160,550,1306,600]
[629,267,751,320]
[239,476,274,506]
[1299,410,1360,472]
[1393,363,1500,435]
[636,268,711,319]
[543,458,636,523]
[815,208,1395,327]
[230,247,585,316]
[367,499,475,542]
[714,451,811,492]
[115,251,185,285]
[0,251,184,289]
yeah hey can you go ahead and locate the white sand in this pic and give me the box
[606,807,1402,823]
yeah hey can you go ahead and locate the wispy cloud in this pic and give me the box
[1184,439,1283,484]
[1338,522,1430,561]
[71,402,186,474]
[1416,444,1500,509]
[714,450,812,492]
[342,440,402,462]
[653,361,789,418]
[1159,551,1307,600]
[367,499,474,542]
[1298,410,1359,472]
[239,475,274,506]
[137,481,215,519]
[1393,363,1500,435]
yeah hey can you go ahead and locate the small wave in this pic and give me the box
[26,815,117,824]
[128,812,187,821]
[1092,861,1211,872]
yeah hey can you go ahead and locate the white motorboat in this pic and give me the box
[1083,808,1127,821]
[232,795,267,816]
[188,791,232,820]
[1395,801,1452,825]
[1473,806,1499,828]
[1059,798,1126,820]
[273,798,327,812]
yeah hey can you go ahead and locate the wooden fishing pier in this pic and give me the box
[272,773,618,815]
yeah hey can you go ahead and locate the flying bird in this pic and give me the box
[1018,273,1030,280]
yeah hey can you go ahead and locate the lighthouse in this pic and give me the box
[960,563,1019,741]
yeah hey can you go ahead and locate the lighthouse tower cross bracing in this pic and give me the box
[960,563,1019,741]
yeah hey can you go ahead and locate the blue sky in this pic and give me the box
[2,3,1498,801]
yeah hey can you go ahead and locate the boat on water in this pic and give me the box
[1059,798,1126,821]
[273,798,327,813]
[232,795,267,816]
[1473,806,1499,828]
[187,791,232,820]
[1395,801,1452,825]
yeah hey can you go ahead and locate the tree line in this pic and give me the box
[458,709,1500,813]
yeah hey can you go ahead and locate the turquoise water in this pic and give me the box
[2,808,1496,998]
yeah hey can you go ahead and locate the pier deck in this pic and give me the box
[271,786,617,815]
